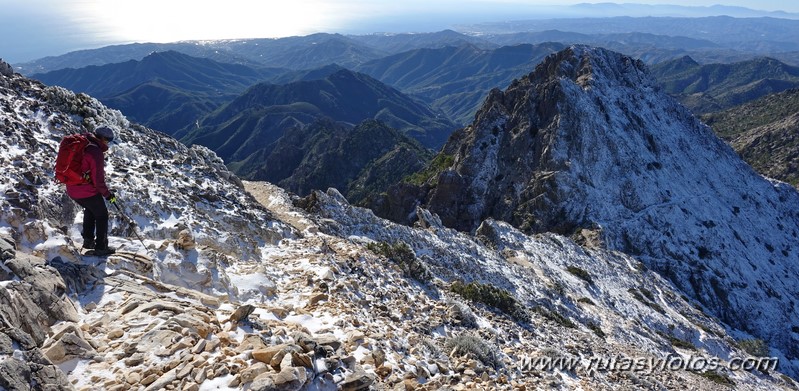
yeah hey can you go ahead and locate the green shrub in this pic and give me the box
[367,241,431,283]
[533,306,577,329]
[587,322,606,338]
[629,288,645,302]
[669,336,697,350]
[638,287,656,301]
[577,297,596,305]
[444,334,500,369]
[566,266,593,284]
[450,280,529,323]
[738,338,770,357]
[657,331,697,351]
[695,370,735,386]
[404,154,455,186]
[629,288,665,314]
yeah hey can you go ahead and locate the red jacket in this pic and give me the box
[66,135,112,200]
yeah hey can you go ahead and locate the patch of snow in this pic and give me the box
[198,374,237,391]
[284,313,336,334]
[352,345,371,362]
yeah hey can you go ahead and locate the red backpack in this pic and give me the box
[54,134,91,185]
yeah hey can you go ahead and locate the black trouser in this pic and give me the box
[73,194,109,249]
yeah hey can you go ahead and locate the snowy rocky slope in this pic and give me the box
[378,45,799,380]
[0,58,798,391]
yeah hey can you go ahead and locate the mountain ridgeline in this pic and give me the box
[650,55,799,114]
[355,42,565,125]
[15,16,799,76]
[702,88,799,188]
[180,68,455,176]
[374,46,799,369]
[31,51,283,134]
[229,118,433,205]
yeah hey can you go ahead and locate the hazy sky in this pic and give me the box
[1,0,798,63]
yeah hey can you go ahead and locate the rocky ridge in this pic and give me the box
[0,58,797,391]
[374,45,799,379]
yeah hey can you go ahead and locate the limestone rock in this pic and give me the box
[415,207,444,230]
[0,350,71,390]
[228,304,256,324]
[314,334,342,351]
[346,330,366,345]
[43,328,97,364]
[270,345,302,370]
[124,354,145,367]
[107,328,125,339]
[235,334,267,353]
[136,329,181,353]
[171,312,213,338]
[175,229,196,250]
[140,373,159,386]
[240,362,269,384]
[307,292,328,306]
[0,234,15,261]
[143,368,178,391]
[176,363,195,379]
[272,366,307,391]
[339,370,376,391]
[292,332,318,353]
[252,344,290,364]
[191,339,207,354]
[48,256,104,293]
[250,373,276,391]
[0,332,14,354]
[126,371,142,384]
[291,351,314,369]
[3,253,80,326]
[371,348,386,368]
[0,358,33,391]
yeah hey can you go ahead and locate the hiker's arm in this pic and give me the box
[87,149,112,198]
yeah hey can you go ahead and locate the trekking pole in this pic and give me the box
[110,199,147,249]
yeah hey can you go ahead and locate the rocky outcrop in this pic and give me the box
[378,45,799,375]
[0,235,75,390]
[0,59,13,77]
[0,68,294,294]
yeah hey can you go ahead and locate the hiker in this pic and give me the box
[65,126,117,255]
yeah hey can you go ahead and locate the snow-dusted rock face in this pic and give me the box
[299,188,798,388]
[0,70,292,294]
[409,45,799,372]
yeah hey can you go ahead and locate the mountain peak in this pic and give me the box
[142,50,191,60]
[528,45,652,90]
[472,45,656,135]
[676,54,699,66]
[383,45,799,370]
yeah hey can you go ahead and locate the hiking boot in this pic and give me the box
[83,238,95,250]
[92,247,115,256]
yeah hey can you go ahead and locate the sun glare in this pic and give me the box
[73,0,339,42]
